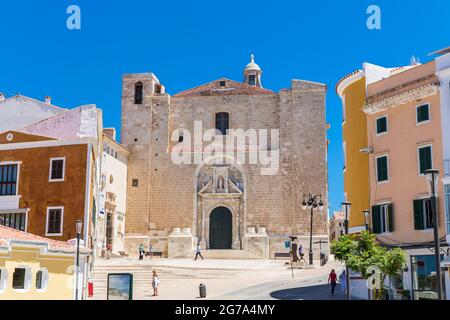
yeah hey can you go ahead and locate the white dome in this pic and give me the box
[244,54,261,72]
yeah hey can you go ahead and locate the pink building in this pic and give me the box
[364,59,448,300]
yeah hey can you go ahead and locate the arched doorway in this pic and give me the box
[209,207,232,249]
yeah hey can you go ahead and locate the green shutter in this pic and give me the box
[419,148,425,174]
[417,105,429,123]
[372,205,381,234]
[376,117,387,134]
[413,199,424,230]
[377,156,388,181]
[419,146,432,174]
[388,204,394,232]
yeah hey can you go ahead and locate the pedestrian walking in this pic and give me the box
[298,244,304,261]
[339,269,347,294]
[194,243,204,261]
[138,244,145,260]
[106,242,112,259]
[328,269,337,296]
[152,271,160,296]
[148,243,153,259]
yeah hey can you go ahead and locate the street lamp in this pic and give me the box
[75,219,83,301]
[302,194,324,266]
[341,201,351,300]
[424,169,443,300]
[363,210,370,232]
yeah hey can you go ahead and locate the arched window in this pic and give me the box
[215,112,229,135]
[134,82,143,104]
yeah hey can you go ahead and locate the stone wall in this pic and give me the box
[121,74,329,259]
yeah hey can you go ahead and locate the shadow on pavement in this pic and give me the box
[270,284,347,300]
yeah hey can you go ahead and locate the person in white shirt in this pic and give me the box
[194,243,204,261]
[152,271,160,296]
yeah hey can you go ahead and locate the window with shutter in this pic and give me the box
[376,116,388,135]
[418,145,432,175]
[413,199,424,230]
[372,205,381,234]
[424,199,433,229]
[388,204,394,232]
[376,155,389,182]
[417,104,430,123]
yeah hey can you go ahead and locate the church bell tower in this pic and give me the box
[243,54,263,88]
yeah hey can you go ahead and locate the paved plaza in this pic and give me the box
[90,257,346,300]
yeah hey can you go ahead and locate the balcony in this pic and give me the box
[445,159,450,177]
[0,195,20,210]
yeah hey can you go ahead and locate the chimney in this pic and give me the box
[44,96,52,104]
[0,93,4,101]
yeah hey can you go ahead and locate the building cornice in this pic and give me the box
[363,75,440,114]
[0,138,94,151]
[336,70,364,98]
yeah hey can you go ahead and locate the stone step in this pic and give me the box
[199,250,259,259]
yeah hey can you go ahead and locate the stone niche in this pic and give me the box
[242,227,269,259]
[167,227,196,258]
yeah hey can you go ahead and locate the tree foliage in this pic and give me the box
[330,231,406,299]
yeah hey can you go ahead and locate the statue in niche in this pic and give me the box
[217,176,225,190]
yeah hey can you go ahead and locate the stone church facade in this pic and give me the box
[121,56,329,259]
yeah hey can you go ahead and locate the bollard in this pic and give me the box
[199,283,207,298]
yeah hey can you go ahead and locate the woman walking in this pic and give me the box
[328,269,337,296]
[152,271,160,296]
[339,269,347,295]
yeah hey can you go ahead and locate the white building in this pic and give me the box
[434,46,450,299]
[97,129,129,256]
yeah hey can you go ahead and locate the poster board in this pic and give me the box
[107,273,133,300]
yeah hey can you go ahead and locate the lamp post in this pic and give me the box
[75,219,83,301]
[342,201,351,300]
[302,194,324,266]
[363,210,370,232]
[424,169,443,300]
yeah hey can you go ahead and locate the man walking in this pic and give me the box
[138,244,145,260]
[194,243,204,261]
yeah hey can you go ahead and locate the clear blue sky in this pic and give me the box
[1,0,449,215]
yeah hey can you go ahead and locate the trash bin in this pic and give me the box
[88,280,94,297]
[320,253,326,266]
[199,283,207,298]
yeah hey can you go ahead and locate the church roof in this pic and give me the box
[173,78,274,97]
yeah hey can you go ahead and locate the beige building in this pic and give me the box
[329,211,345,242]
[96,129,129,256]
[121,56,329,260]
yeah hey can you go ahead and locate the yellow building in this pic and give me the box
[336,70,370,231]
[0,225,90,300]
[336,63,406,231]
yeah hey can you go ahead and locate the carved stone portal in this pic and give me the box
[195,160,245,250]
